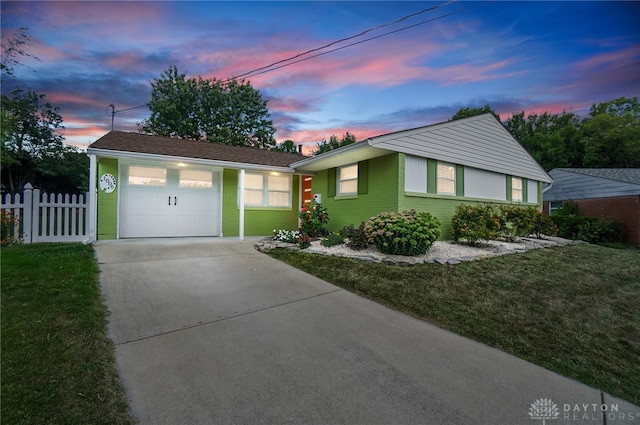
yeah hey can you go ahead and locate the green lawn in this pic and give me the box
[1,243,135,425]
[268,243,640,405]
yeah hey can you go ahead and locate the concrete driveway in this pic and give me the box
[95,238,636,425]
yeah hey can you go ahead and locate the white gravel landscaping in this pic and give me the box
[255,235,580,265]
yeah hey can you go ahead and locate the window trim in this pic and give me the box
[337,163,358,196]
[242,172,292,208]
[436,162,456,195]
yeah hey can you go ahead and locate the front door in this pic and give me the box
[119,164,221,238]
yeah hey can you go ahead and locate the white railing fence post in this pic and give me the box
[23,183,34,243]
[31,187,41,243]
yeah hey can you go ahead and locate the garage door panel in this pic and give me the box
[120,165,221,238]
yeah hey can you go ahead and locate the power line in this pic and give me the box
[237,2,488,81]
[226,0,457,82]
[106,1,487,127]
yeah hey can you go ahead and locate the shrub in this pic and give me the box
[554,201,580,216]
[321,232,345,247]
[298,200,329,238]
[341,223,369,251]
[531,210,558,238]
[1,210,22,246]
[500,205,539,241]
[551,215,597,240]
[551,215,624,243]
[452,204,502,245]
[364,210,441,256]
[297,232,311,249]
[576,218,624,244]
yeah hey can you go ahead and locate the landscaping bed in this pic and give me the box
[256,235,580,265]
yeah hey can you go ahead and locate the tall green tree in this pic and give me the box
[580,97,640,168]
[139,66,276,149]
[273,139,299,154]
[0,88,81,194]
[451,105,500,121]
[314,132,356,155]
[503,110,582,170]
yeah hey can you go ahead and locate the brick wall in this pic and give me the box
[545,196,639,245]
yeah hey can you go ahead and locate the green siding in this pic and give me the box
[455,165,464,196]
[222,169,300,237]
[357,160,369,194]
[312,154,400,232]
[427,159,437,194]
[97,158,118,240]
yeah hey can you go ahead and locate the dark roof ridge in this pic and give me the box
[555,168,640,185]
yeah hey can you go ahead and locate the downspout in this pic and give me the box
[84,154,97,244]
[238,168,245,240]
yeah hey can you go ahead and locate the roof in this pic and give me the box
[543,168,640,201]
[291,114,552,183]
[88,131,308,172]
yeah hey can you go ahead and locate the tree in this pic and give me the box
[313,132,356,155]
[0,88,82,193]
[451,105,500,121]
[503,110,582,170]
[273,139,299,153]
[580,97,640,168]
[1,26,37,77]
[139,66,277,149]
[0,28,87,195]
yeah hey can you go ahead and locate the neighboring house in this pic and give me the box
[290,113,552,239]
[87,131,308,240]
[543,168,640,245]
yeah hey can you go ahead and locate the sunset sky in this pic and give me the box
[1,1,639,151]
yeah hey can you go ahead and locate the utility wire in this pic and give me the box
[237,2,488,81]
[107,0,486,124]
[226,0,457,82]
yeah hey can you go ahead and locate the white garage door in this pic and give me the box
[120,164,221,238]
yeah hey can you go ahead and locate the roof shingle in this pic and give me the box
[88,131,308,168]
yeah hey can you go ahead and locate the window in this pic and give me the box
[128,166,166,186]
[338,164,358,195]
[549,201,563,215]
[437,162,456,195]
[179,170,213,189]
[405,155,427,193]
[243,172,291,207]
[511,177,523,202]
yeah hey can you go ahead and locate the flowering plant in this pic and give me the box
[272,229,301,244]
[298,199,329,238]
[364,209,441,256]
[297,232,311,249]
[1,210,22,246]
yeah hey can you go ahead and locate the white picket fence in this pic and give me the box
[1,183,90,243]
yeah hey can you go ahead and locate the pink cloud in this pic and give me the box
[277,125,392,146]
[573,45,640,70]
[47,93,106,109]
[196,33,520,93]
[30,2,168,28]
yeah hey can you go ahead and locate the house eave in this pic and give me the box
[290,142,393,173]
[87,147,297,174]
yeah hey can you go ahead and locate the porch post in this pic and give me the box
[238,168,245,240]
[87,154,97,243]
